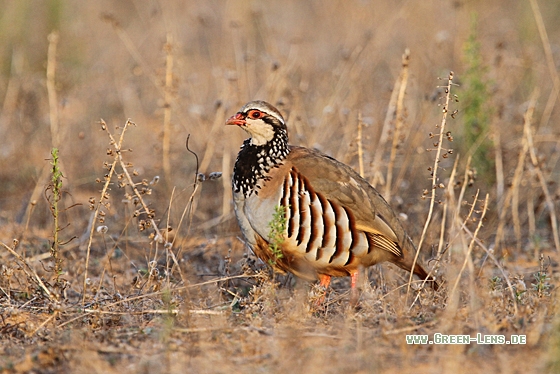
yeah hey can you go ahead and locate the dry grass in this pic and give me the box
[1,1,560,373]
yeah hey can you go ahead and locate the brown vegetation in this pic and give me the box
[1,1,559,372]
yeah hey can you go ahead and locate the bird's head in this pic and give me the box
[226,100,287,146]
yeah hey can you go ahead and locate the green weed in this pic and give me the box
[268,205,288,266]
[461,14,495,186]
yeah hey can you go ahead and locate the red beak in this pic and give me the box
[225,112,246,126]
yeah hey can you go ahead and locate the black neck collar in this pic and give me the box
[233,129,289,197]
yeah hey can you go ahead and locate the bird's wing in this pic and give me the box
[287,146,414,257]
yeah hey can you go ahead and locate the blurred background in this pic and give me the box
[2,2,560,372]
[0,0,559,256]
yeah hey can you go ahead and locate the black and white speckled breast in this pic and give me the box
[232,132,289,198]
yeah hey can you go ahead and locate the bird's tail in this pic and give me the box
[412,262,440,290]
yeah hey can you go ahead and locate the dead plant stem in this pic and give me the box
[47,31,59,149]
[407,71,454,302]
[494,90,538,251]
[450,193,489,299]
[357,112,364,178]
[437,156,460,258]
[83,120,131,304]
[384,49,410,200]
[524,93,560,251]
[162,32,174,183]
[1,242,55,302]
[529,0,560,129]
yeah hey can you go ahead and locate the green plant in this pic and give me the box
[461,14,495,186]
[532,255,551,298]
[548,314,560,373]
[267,205,287,266]
[47,0,63,31]
[532,271,551,297]
[489,276,502,292]
[515,289,526,303]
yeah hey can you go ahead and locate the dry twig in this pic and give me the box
[385,49,410,200]
[407,71,455,301]
[162,32,174,183]
[449,192,489,298]
[1,241,55,302]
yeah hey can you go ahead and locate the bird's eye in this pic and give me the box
[249,110,261,119]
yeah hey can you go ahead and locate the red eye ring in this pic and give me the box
[249,110,262,119]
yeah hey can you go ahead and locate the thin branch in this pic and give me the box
[384,49,410,200]
[83,119,131,304]
[437,156,460,258]
[524,94,560,252]
[162,32,174,183]
[407,71,454,301]
[46,31,60,148]
[58,273,259,328]
[449,193,489,299]
[468,225,519,316]
[101,14,163,95]
[494,127,505,210]
[529,0,560,129]
[1,241,55,302]
[494,90,538,251]
[355,112,364,178]
[172,135,202,263]
[371,51,404,188]
[28,312,58,337]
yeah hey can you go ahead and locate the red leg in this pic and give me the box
[351,272,358,289]
[314,274,331,305]
[319,274,331,289]
[350,271,359,306]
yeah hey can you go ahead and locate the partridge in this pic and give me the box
[227,100,438,295]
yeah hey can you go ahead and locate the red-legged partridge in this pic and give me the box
[227,100,438,295]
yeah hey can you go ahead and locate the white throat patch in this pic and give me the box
[246,120,275,146]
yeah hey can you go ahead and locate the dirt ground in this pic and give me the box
[1,1,560,373]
